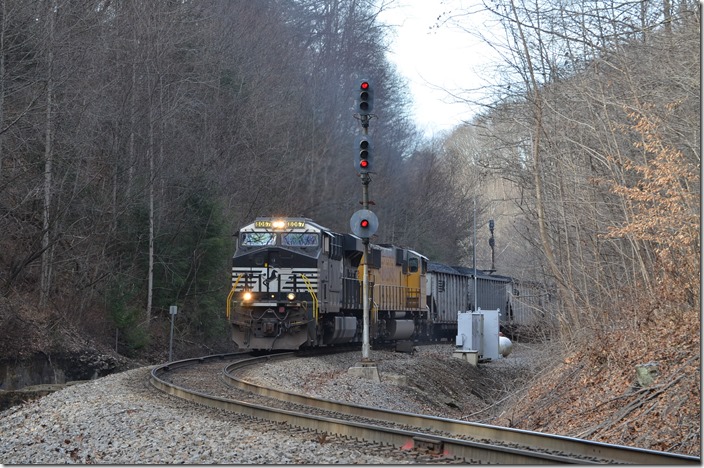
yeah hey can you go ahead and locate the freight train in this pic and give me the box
[227,216,546,351]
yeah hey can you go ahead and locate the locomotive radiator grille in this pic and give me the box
[374,285,423,311]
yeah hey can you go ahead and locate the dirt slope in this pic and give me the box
[490,310,700,457]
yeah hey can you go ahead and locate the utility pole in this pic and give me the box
[472,196,477,311]
[489,219,495,274]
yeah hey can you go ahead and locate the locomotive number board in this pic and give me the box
[255,220,306,229]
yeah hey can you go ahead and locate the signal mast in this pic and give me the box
[349,79,379,379]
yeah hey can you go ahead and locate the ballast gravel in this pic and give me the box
[0,343,545,464]
[0,367,401,464]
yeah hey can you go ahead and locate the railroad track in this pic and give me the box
[150,353,700,465]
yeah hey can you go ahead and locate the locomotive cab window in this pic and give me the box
[408,257,419,273]
[241,232,276,246]
[282,232,318,247]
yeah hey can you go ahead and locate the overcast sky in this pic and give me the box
[378,0,501,138]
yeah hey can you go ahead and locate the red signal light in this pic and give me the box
[356,80,373,115]
[350,209,377,237]
[354,135,372,174]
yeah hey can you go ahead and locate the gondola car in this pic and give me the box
[426,263,511,337]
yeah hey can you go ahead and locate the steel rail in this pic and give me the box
[150,354,586,464]
[222,354,700,465]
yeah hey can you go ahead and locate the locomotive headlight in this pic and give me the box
[242,291,253,301]
[272,220,286,229]
[287,292,296,301]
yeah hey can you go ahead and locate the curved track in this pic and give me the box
[150,353,700,465]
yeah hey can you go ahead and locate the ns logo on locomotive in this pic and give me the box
[226,216,517,351]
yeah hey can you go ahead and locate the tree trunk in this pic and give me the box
[0,0,6,181]
[40,0,57,307]
[507,0,577,335]
[146,89,155,324]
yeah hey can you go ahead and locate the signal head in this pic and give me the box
[356,79,374,114]
[350,209,379,238]
[354,135,373,174]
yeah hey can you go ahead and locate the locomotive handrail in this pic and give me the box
[300,274,318,322]
[226,274,244,320]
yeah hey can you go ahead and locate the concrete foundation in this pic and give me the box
[347,361,381,382]
[452,350,479,366]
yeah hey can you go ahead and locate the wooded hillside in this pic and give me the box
[0,0,423,353]
[440,0,700,455]
[448,0,700,341]
[0,3,698,449]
